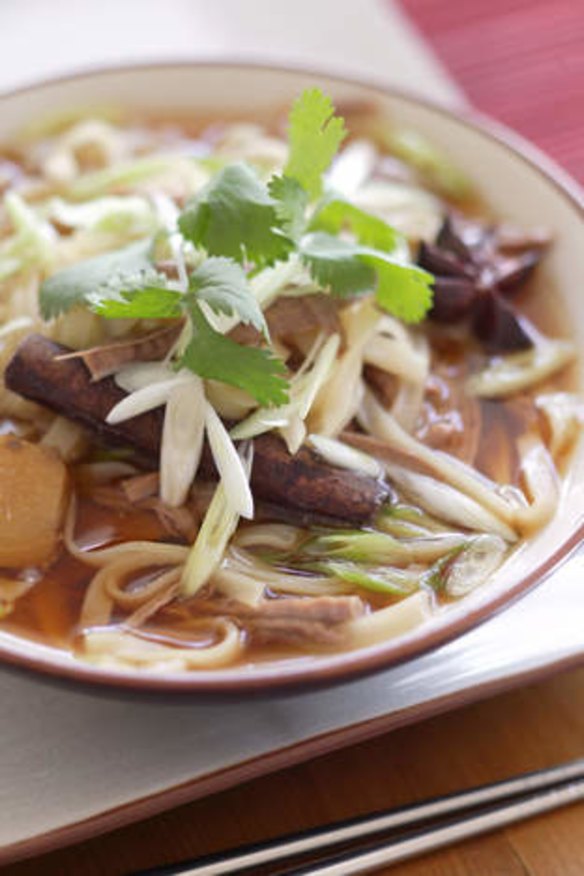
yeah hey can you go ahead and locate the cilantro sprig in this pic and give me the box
[176,88,433,323]
[91,257,288,406]
[284,89,347,200]
[39,87,435,406]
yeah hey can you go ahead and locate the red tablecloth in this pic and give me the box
[399,0,584,182]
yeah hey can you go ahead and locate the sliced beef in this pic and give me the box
[192,594,365,646]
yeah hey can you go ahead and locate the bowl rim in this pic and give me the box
[0,58,582,695]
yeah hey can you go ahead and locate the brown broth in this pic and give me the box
[1,498,172,651]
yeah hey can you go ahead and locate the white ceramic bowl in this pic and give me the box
[0,62,582,693]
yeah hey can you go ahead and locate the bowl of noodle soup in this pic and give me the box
[0,62,582,693]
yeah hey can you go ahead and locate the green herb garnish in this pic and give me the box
[309,196,400,251]
[267,174,309,243]
[92,257,287,405]
[300,232,433,322]
[284,88,347,200]
[40,238,162,319]
[39,88,435,404]
[178,162,294,267]
[182,304,288,406]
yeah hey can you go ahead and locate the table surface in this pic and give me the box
[401,0,584,182]
[3,2,583,874]
[4,668,584,876]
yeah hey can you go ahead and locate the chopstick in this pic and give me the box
[139,758,584,875]
[287,776,584,875]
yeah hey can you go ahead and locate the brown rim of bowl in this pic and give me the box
[0,59,582,695]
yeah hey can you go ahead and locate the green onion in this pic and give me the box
[319,561,419,596]
[303,530,410,564]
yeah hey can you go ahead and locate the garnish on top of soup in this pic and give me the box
[0,89,580,672]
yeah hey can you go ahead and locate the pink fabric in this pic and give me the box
[399,0,584,181]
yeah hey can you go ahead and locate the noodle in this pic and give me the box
[233,524,303,552]
[308,300,380,436]
[356,389,522,527]
[348,591,434,648]
[65,499,189,568]
[514,436,560,534]
[83,620,243,671]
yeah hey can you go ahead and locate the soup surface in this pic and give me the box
[0,93,580,672]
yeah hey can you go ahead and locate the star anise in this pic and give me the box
[418,216,550,353]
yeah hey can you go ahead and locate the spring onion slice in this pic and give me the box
[307,433,383,479]
[181,443,253,597]
[106,370,193,423]
[160,375,206,507]
[205,402,254,519]
[439,535,508,597]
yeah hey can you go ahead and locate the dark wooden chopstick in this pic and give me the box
[136,758,584,875]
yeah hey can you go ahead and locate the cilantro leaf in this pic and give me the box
[300,232,434,323]
[90,255,268,331]
[90,286,182,319]
[178,162,293,267]
[285,89,347,201]
[300,232,375,297]
[268,175,308,243]
[188,256,266,333]
[39,238,160,319]
[181,304,289,406]
[309,197,401,252]
[365,254,434,323]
